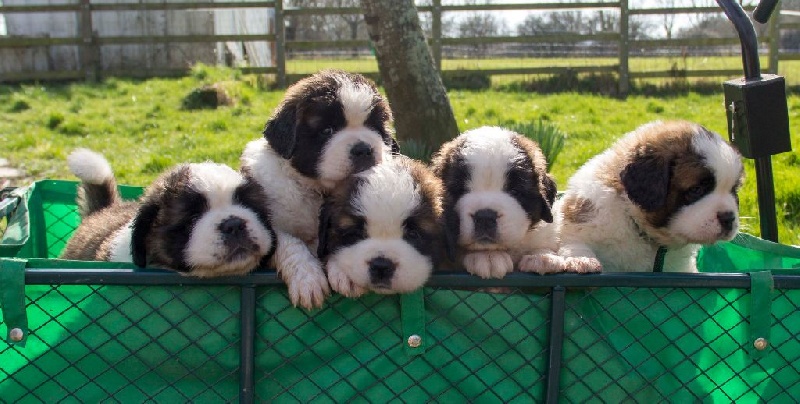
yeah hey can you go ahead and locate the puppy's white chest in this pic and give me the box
[270,188,322,246]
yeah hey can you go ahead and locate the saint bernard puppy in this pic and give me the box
[240,70,399,308]
[431,126,561,279]
[61,149,276,277]
[546,120,744,273]
[317,156,442,297]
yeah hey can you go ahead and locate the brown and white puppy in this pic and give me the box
[61,149,276,277]
[431,126,561,279]
[545,120,744,273]
[317,156,442,297]
[240,70,398,308]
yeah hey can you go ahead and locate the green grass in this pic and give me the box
[1,65,798,244]
[286,56,800,86]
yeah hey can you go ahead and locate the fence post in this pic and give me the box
[275,0,286,88]
[618,0,630,96]
[431,0,442,71]
[768,0,780,75]
[78,0,98,82]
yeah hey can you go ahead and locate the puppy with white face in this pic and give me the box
[241,70,398,308]
[431,126,560,279]
[317,156,443,297]
[61,149,276,277]
[546,120,744,273]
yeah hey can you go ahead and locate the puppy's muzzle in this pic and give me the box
[368,256,396,287]
[350,141,376,173]
[473,209,498,243]
[717,211,736,235]
[219,216,257,253]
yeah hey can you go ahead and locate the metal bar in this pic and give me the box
[95,34,276,45]
[78,0,97,82]
[91,1,276,12]
[756,157,780,242]
[767,0,781,74]
[431,0,442,72]
[22,270,800,289]
[629,69,743,78]
[630,5,754,15]
[275,0,286,88]
[619,0,630,96]
[716,0,760,79]
[239,285,256,404]
[545,286,566,404]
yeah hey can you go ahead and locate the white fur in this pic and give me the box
[271,230,331,309]
[326,159,433,296]
[183,205,273,276]
[327,239,432,295]
[449,126,559,277]
[456,192,529,249]
[353,161,420,238]
[316,128,388,188]
[107,221,133,262]
[189,163,244,209]
[460,127,522,192]
[554,123,742,273]
[242,139,323,246]
[68,148,113,184]
[337,78,374,126]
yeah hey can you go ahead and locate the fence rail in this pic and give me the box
[0,0,797,93]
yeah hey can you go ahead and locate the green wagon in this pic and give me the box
[2,179,800,402]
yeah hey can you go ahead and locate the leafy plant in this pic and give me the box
[506,119,566,170]
[399,138,435,163]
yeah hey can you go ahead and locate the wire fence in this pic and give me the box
[3,1,800,92]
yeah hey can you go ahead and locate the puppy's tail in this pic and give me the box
[68,148,119,216]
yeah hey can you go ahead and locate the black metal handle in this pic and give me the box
[716,0,761,79]
[754,0,780,24]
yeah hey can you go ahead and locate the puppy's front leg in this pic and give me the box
[557,243,603,273]
[272,230,331,309]
[463,250,514,279]
[518,248,568,274]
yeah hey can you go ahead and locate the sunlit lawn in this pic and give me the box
[1,65,798,243]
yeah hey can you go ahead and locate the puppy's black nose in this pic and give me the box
[350,141,373,158]
[717,211,736,233]
[350,142,375,172]
[219,216,247,238]
[473,209,498,242]
[368,257,396,285]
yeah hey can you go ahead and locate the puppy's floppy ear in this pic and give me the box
[131,201,160,268]
[442,202,460,263]
[620,150,671,211]
[262,105,297,159]
[539,173,557,223]
[317,200,334,259]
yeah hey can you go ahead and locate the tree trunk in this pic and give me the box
[360,0,459,153]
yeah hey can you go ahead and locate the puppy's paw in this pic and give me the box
[287,262,331,310]
[519,252,567,275]
[327,262,367,298]
[563,257,602,273]
[463,251,514,279]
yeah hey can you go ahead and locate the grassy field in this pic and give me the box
[1,65,798,244]
[286,56,800,86]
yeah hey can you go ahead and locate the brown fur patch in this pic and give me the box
[61,202,138,260]
[510,133,557,208]
[562,195,596,224]
[597,120,720,233]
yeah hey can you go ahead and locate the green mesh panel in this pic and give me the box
[2,180,799,401]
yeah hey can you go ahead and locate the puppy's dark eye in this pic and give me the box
[684,182,711,204]
[339,227,365,246]
[321,127,334,137]
[403,221,424,240]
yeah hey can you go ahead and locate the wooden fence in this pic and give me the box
[0,0,793,94]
